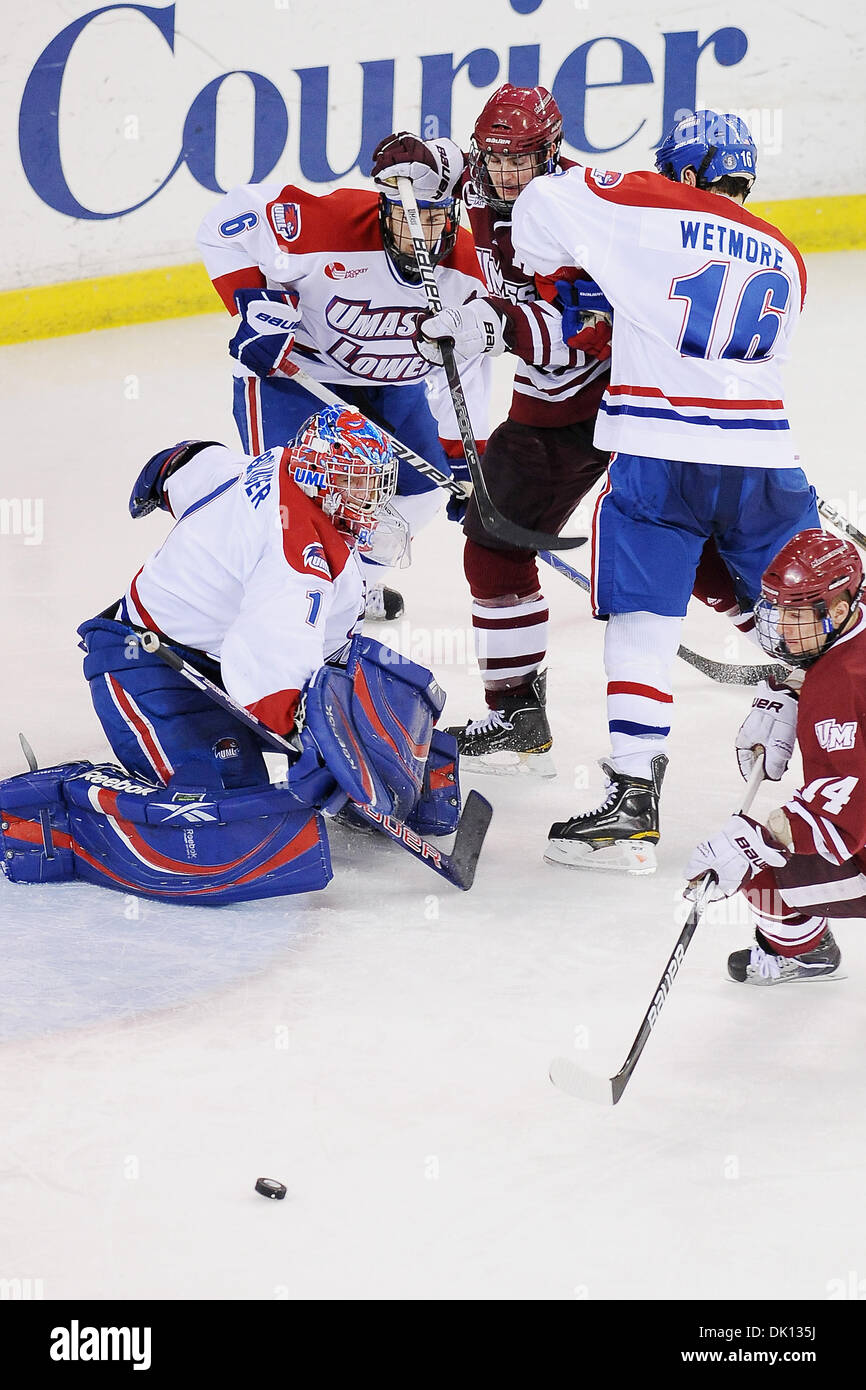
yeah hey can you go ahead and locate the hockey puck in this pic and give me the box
[254,1177,286,1200]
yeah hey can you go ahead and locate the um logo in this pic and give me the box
[814,718,857,751]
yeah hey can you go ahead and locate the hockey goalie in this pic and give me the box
[0,408,464,906]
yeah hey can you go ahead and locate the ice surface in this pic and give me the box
[2,256,865,1301]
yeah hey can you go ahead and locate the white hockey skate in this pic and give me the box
[727,929,843,985]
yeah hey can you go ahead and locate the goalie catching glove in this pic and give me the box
[735,675,800,781]
[684,814,787,901]
[229,287,301,378]
[417,300,506,365]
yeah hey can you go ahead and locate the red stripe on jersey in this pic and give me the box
[212,266,266,313]
[606,384,784,411]
[247,688,301,737]
[265,185,383,255]
[129,569,160,632]
[277,463,352,580]
[607,681,674,703]
[440,437,486,457]
[581,168,807,305]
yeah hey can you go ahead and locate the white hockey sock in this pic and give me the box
[472,592,549,699]
[604,611,682,778]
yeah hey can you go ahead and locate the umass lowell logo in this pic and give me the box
[325,298,427,382]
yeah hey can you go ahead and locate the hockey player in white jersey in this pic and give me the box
[196,146,492,621]
[0,408,465,907]
[370,90,611,778]
[504,110,819,873]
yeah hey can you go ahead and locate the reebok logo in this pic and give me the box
[50,1319,151,1371]
[815,718,857,751]
[324,262,366,280]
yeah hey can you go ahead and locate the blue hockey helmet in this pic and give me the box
[655,110,757,191]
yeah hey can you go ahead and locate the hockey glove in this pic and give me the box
[555,277,614,360]
[684,814,787,901]
[230,288,301,378]
[417,300,506,365]
[445,457,473,524]
[371,133,464,202]
[735,676,799,781]
[129,440,222,518]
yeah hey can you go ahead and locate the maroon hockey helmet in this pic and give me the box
[469,84,563,214]
[755,528,864,666]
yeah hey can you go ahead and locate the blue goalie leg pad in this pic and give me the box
[2,763,332,905]
[346,637,444,818]
[61,766,332,905]
[0,761,91,884]
[405,728,461,837]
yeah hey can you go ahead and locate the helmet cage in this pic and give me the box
[754,595,850,668]
[467,137,560,215]
[378,193,460,284]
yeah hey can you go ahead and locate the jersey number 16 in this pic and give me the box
[671,265,791,361]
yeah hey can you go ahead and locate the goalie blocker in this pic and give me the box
[0,634,461,905]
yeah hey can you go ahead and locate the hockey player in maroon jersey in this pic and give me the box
[196,144,491,622]
[685,530,866,984]
[371,87,612,776]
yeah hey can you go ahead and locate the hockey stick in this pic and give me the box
[549,751,766,1106]
[281,361,469,501]
[817,497,866,550]
[138,631,492,891]
[394,176,585,554]
[537,549,787,686]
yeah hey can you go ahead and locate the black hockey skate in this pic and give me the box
[544,754,668,874]
[727,927,842,985]
[445,670,555,778]
[364,582,404,621]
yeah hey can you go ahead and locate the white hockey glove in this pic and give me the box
[371,133,464,203]
[417,301,506,365]
[684,814,787,902]
[735,676,799,781]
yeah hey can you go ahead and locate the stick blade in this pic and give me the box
[18,733,38,771]
[548,1056,615,1106]
[444,790,493,890]
[675,646,787,687]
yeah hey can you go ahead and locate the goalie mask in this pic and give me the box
[754,529,864,668]
[469,84,563,216]
[288,407,399,554]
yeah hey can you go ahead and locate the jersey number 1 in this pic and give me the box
[671,264,791,360]
[305,590,322,627]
